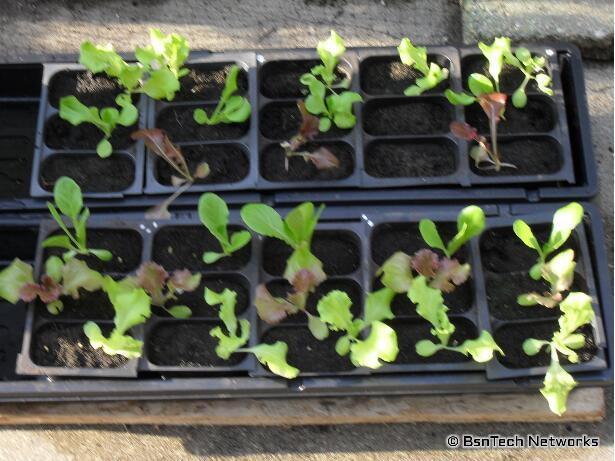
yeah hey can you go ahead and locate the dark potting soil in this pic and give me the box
[174,63,249,102]
[31,322,128,368]
[260,327,354,373]
[47,70,136,109]
[260,59,351,99]
[156,105,249,142]
[372,277,473,316]
[461,55,543,94]
[495,322,597,369]
[0,227,38,261]
[363,98,453,136]
[44,114,136,150]
[0,102,38,197]
[43,228,143,273]
[470,138,562,176]
[390,317,476,364]
[265,278,363,324]
[37,287,115,320]
[365,139,457,178]
[485,271,588,321]
[260,141,355,181]
[371,221,467,265]
[480,225,580,273]
[262,231,360,276]
[152,225,251,271]
[146,321,246,367]
[465,97,555,134]
[360,55,451,95]
[155,144,250,185]
[260,102,351,141]
[154,274,251,318]
[40,154,135,193]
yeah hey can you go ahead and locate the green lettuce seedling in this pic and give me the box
[241,201,326,285]
[313,289,398,369]
[206,288,299,379]
[300,30,363,132]
[513,202,584,280]
[517,249,576,308]
[419,205,485,258]
[397,38,449,96]
[84,277,152,359]
[43,177,112,262]
[193,65,251,125]
[523,292,594,415]
[198,193,251,263]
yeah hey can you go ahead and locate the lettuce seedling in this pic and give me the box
[523,292,594,415]
[313,289,398,369]
[517,249,576,308]
[193,65,251,125]
[0,259,34,305]
[84,277,152,359]
[241,201,326,284]
[59,94,138,158]
[43,177,112,262]
[419,205,485,258]
[206,288,299,378]
[280,101,340,172]
[397,38,449,96]
[123,262,200,318]
[198,193,251,263]
[300,31,363,131]
[513,202,584,280]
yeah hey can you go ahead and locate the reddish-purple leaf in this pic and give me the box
[307,147,340,170]
[292,269,319,294]
[254,284,298,324]
[430,258,471,293]
[298,101,320,141]
[136,262,168,304]
[132,128,191,180]
[20,275,62,304]
[477,93,507,123]
[169,269,201,292]
[450,121,478,141]
[412,249,440,278]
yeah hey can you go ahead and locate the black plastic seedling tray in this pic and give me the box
[0,202,610,402]
[0,42,599,211]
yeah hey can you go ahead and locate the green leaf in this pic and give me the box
[418,219,447,255]
[512,87,528,108]
[90,249,113,261]
[415,339,441,357]
[515,47,532,66]
[167,305,192,319]
[97,139,113,158]
[79,41,127,77]
[377,252,413,293]
[115,94,138,126]
[205,288,239,336]
[53,176,83,222]
[223,97,251,123]
[364,288,396,325]
[103,277,151,336]
[41,235,73,251]
[61,259,104,299]
[468,73,494,97]
[447,205,485,256]
[228,231,251,253]
[307,313,329,340]
[542,249,576,294]
[0,259,34,304]
[59,96,107,132]
[335,335,351,356]
[477,37,512,87]
[203,252,225,264]
[523,338,548,356]
[544,202,584,256]
[445,89,476,106]
[319,117,331,132]
[452,330,503,363]
[47,300,64,315]
[316,290,353,332]
[349,321,398,369]
[536,73,553,95]
[408,276,454,345]
[305,93,327,115]
[45,256,64,283]
[541,359,577,416]
[240,204,290,245]
[83,321,144,359]
[558,292,594,337]
[284,247,326,290]
[284,202,314,244]
[397,38,430,75]
[142,68,180,101]
[193,108,208,124]
[210,319,250,359]
[117,65,143,92]
[248,342,299,379]
[513,219,542,255]
[199,192,231,250]
[318,30,346,60]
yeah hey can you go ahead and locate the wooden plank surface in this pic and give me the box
[0,388,603,425]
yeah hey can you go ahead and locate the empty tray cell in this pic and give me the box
[43,228,143,273]
[262,230,361,276]
[363,97,453,136]
[44,113,136,150]
[388,318,477,364]
[156,104,249,142]
[155,144,249,185]
[152,225,251,271]
[260,59,351,99]
[265,278,363,323]
[260,326,354,373]
[462,54,546,94]
[260,101,350,141]
[465,96,556,134]
[0,64,42,97]
[39,153,135,193]
[0,226,38,263]
[154,273,251,318]
[146,321,246,367]
[0,102,38,198]
[47,70,135,109]
[470,137,563,177]
[174,62,248,101]
[360,54,451,95]
[31,322,129,368]
[260,141,355,182]
[365,138,457,178]
[494,321,597,369]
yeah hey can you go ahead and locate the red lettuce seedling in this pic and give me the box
[193,65,251,125]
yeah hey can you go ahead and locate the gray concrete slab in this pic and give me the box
[462,0,614,60]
